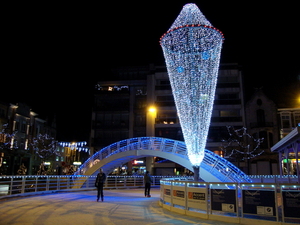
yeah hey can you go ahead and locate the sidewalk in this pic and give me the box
[0,188,236,225]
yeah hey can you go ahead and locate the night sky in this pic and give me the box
[2,1,300,141]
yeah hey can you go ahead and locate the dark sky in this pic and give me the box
[2,1,300,141]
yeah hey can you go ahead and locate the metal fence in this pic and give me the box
[160,178,300,224]
[0,175,182,199]
[249,175,299,183]
[0,175,298,200]
[1,175,299,224]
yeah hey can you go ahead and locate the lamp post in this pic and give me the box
[146,106,157,137]
[146,106,156,174]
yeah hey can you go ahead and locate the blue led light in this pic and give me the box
[177,66,185,73]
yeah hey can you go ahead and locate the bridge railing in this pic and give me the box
[74,137,191,176]
[0,175,188,199]
[73,137,252,183]
[75,138,143,176]
[1,175,297,200]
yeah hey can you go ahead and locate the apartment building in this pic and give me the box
[91,64,246,175]
[0,102,56,175]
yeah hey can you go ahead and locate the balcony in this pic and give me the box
[155,117,178,125]
[214,99,241,105]
[250,122,274,128]
[211,117,243,122]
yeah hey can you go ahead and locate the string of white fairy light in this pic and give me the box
[160,3,224,166]
[221,126,265,160]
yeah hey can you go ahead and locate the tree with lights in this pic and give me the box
[0,124,19,175]
[0,123,17,150]
[30,134,59,175]
[220,126,264,173]
[160,3,224,180]
[17,163,27,175]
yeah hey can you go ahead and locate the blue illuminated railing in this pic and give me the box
[74,137,252,183]
[0,175,173,199]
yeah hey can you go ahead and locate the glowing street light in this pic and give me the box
[148,106,156,113]
[147,106,157,136]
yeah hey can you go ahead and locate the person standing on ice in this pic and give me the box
[95,168,106,202]
[144,171,152,197]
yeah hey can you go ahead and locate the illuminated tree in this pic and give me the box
[220,126,264,172]
[160,3,224,180]
[31,134,59,175]
[0,124,17,150]
[0,124,18,175]
[31,134,58,160]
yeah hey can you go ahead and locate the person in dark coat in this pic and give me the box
[144,171,152,197]
[95,168,106,202]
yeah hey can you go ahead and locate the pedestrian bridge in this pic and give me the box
[73,137,252,188]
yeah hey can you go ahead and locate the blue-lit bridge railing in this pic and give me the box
[0,175,180,199]
[0,175,298,200]
[73,137,252,184]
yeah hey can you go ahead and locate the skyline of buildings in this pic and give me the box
[91,63,300,175]
[0,64,299,175]
[0,102,89,175]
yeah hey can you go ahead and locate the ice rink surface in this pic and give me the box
[0,188,236,225]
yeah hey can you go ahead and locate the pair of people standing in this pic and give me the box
[95,169,152,201]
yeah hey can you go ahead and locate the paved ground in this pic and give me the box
[0,188,236,225]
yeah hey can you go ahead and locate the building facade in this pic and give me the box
[0,102,56,175]
[92,75,148,150]
[275,108,300,176]
[91,64,246,175]
[278,108,300,139]
[57,141,90,175]
[208,63,246,153]
[271,125,300,181]
[245,89,280,175]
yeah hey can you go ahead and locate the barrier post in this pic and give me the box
[57,176,60,190]
[104,176,108,188]
[35,176,38,192]
[67,176,70,189]
[46,176,49,191]
[124,176,127,187]
[9,177,13,195]
[86,176,89,188]
[21,176,25,194]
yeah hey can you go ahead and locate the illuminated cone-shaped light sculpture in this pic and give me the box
[160,3,224,180]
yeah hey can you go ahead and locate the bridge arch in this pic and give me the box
[73,137,251,188]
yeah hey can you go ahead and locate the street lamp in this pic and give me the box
[147,106,157,137]
[146,106,157,174]
[148,106,156,113]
